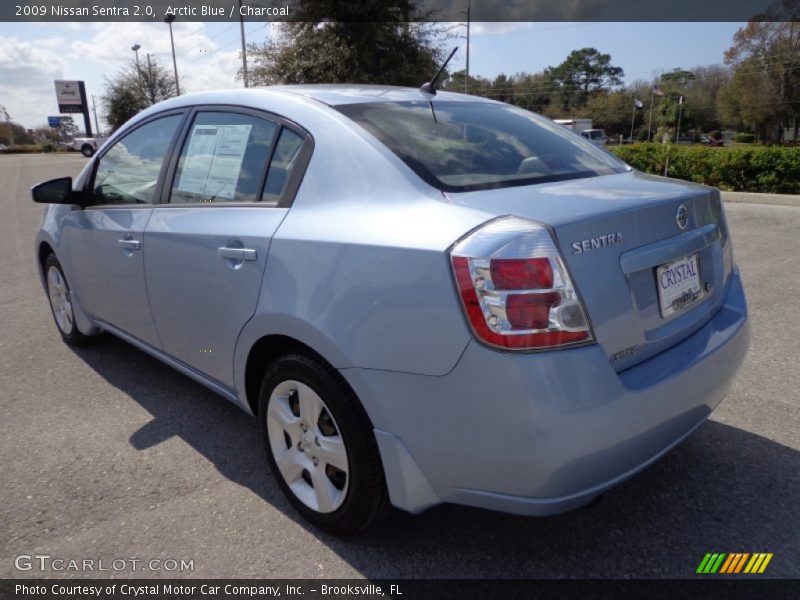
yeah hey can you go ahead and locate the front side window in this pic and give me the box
[337,101,626,192]
[92,114,183,205]
[170,112,278,204]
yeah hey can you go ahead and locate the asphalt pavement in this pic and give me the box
[1,153,798,579]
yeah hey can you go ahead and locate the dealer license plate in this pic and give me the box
[656,254,702,317]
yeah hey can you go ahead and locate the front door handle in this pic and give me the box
[117,238,141,251]
[217,246,257,261]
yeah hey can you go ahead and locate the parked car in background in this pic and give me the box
[0,143,7,152]
[32,86,749,533]
[700,135,724,147]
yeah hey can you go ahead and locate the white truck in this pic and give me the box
[69,136,107,158]
[554,119,608,146]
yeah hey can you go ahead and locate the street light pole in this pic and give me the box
[131,44,141,71]
[239,0,248,87]
[465,0,470,94]
[165,15,181,96]
[146,53,155,104]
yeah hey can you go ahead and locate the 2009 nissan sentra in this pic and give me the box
[33,85,750,533]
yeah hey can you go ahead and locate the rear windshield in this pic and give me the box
[336,101,626,192]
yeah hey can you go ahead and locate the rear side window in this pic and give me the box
[337,101,626,192]
[170,111,278,204]
[261,128,304,205]
[91,114,182,206]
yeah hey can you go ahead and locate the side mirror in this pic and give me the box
[31,177,76,204]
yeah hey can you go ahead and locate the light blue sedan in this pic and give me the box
[33,85,749,533]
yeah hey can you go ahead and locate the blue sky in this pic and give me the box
[0,21,744,130]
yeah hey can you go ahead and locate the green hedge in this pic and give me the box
[610,144,800,194]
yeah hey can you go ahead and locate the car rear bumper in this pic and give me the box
[341,268,750,516]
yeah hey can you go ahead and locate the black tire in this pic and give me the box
[81,144,94,157]
[43,254,94,346]
[258,353,389,534]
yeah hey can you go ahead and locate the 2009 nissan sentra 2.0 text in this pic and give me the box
[32,85,749,533]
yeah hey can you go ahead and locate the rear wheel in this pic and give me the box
[44,254,93,346]
[80,144,94,157]
[259,353,389,534]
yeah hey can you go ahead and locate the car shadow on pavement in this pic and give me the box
[72,335,799,579]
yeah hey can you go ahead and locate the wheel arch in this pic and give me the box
[37,240,55,276]
[244,334,335,416]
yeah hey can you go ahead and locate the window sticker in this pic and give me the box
[177,124,252,200]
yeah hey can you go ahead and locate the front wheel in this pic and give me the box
[44,254,93,346]
[80,144,94,157]
[259,353,389,534]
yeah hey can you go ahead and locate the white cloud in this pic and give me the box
[69,21,258,94]
[0,36,70,127]
[0,22,258,129]
[470,22,534,36]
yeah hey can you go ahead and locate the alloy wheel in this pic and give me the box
[266,380,349,513]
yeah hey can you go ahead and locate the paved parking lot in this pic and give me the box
[1,153,798,579]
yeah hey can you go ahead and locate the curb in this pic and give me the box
[721,191,800,207]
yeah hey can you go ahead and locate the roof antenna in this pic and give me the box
[420,47,458,95]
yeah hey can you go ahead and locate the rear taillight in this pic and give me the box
[450,216,594,350]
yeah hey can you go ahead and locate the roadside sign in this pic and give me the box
[54,80,85,114]
[48,116,61,128]
[53,80,92,136]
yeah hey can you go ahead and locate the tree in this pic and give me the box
[443,70,492,95]
[547,48,624,113]
[718,56,781,141]
[245,1,446,87]
[102,57,177,131]
[580,90,638,138]
[513,72,556,114]
[56,116,80,140]
[0,107,35,146]
[685,65,731,133]
[723,17,800,142]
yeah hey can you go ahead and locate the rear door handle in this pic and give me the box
[117,238,141,251]
[217,247,257,261]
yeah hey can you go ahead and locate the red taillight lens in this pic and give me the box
[506,292,560,329]
[450,217,594,351]
[490,258,553,290]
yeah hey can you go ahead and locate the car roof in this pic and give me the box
[143,84,497,113]
[268,84,497,106]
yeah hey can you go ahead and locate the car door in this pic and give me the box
[144,108,311,387]
[65,112,186,347]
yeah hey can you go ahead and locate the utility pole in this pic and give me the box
[165,15,181,95]
[675,95,684,143]
[630,101,637,144]
[647,85,654,142]
[91,94,100,134]
[239,0,248,87]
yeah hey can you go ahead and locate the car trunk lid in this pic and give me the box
[444,171,733,371]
